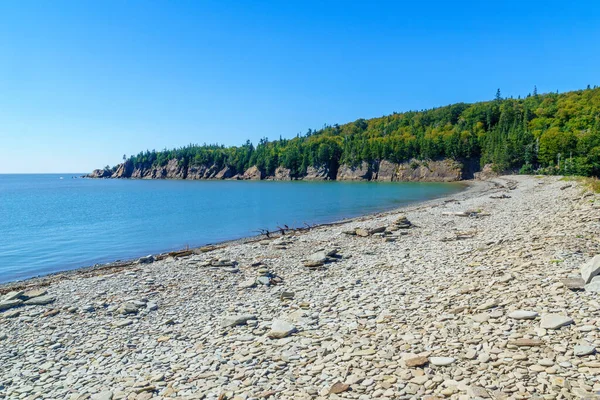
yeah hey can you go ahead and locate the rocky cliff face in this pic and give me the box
[336,162,373,181]
[335,159,464,182]
[242,166,263,180]
[374,160,397,181]
[394,159,463,182]
[89,158,475,182]
[89,169,112,178]
[269,166,292,181]
[303,165,332,180]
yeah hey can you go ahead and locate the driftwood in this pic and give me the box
[254,222,320,239]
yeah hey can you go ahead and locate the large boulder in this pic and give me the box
[242,166,263,180]
[581,255,600,284]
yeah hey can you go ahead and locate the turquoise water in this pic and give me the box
[0,174,465,283]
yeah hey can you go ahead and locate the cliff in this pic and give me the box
[87,158,475,182]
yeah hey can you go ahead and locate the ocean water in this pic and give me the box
[0,174,465,283]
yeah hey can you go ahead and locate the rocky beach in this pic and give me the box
[2,175,600,400]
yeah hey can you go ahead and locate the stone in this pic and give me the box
[429,357,456,366]
[476,300,498,310]
[508,310,538,320]
[91,391,113,400]
[355,228,369,237]
[137,255,155,264]
[538,358,554,366]
[467,386,491,399]
[307,251,328,264]
[23,295,55,305]
[22,289,47,299]
[220,315,256,328]
[508,339,544,347]
[0,333,7,340]
[405,356,429,367]
[2,309,21,318]
[561,277,585,290]
[2,291,24,301]
[540,314,574,329]
[267,319,296,339]
[279,291,295,300]
[239,278,256,289]
[113,319,133,328]
[329,382,350,394]
[0,299,23,311]
[119,303,139,314]
[472,313,490,323]
[574,344,596,356]
[304,260,324,268]
[257,276,270,285]
[585,279,600,292]
[581,255,600,283]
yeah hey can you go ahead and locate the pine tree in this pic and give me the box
[495,89,502,102]
[533,85,538,97]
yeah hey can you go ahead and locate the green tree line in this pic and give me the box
[122,86,600,177]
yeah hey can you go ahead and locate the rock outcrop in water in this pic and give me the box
[88,158,473,182]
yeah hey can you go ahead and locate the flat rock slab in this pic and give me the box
[476,300,499,311]
[23,289,48,299]
[220,315,256,328]
[581,255,600,283]
[405,356,429,367]
[429,357,456,366]
[113,319,132,328]
[329,382,350,394]
[24,296,55,306]
[239,279,256,289]
[508,339,544,347]
[467,386,491,399]
[90,391,114,400]
[508,310,539,320]
[352,349,377,356]
[585,280,600,293]
[0,299,23,311]
[268,319,296,339]
[561,277,585,290]
[540,314,574,330]
[574,345,596,356]
[355,228,369,237]
[2,291,24,302]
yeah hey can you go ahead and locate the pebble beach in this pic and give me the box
[2,175,600,400]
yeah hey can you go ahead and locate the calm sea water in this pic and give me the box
[0,174,465,283]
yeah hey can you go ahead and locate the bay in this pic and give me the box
[0,174,465,283]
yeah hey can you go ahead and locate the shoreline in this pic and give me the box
[0,179,486,292]
[5,175,599,398]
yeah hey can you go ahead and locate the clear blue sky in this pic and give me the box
[1,0,599,173]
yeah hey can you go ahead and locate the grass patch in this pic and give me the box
[560,176,600,193]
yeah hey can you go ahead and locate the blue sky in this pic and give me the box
[1,0,599,173]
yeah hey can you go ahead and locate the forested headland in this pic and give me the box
[92,86,600,180]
